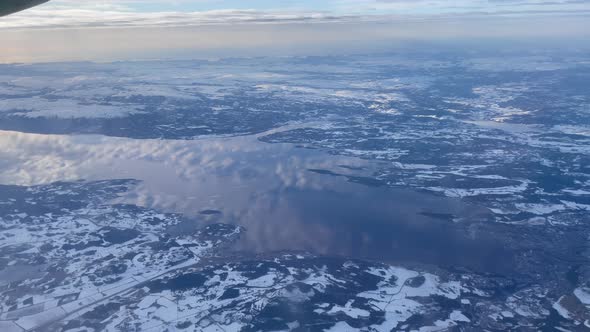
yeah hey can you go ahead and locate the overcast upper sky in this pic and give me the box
[1,0,589,62]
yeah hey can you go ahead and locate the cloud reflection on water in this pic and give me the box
[0,129,508,273]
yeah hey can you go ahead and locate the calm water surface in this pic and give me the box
[0,129,511,274]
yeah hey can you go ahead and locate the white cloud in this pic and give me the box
[0,0,588,63]
[1,0,589,30]
[0,8,360,29]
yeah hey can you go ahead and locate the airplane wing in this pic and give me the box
[0,0,49,17]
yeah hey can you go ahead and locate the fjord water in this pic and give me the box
[0,129,511,274]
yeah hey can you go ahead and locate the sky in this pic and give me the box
[1,0,589,62]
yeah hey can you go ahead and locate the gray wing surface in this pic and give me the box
[0,0,49,17]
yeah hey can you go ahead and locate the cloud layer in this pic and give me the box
[1,0,589,29]
[0,0,588,63]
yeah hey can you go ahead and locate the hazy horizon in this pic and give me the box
[1,0,589,63]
